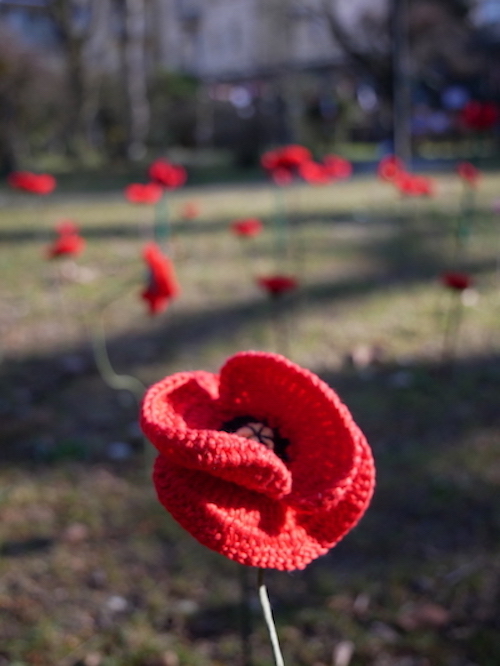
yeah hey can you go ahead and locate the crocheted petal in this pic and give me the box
[297,434,375,546]
[141,371,292,499]
[154,456,333,571]
[218,352,365,510]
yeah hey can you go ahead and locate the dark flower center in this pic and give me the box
[222,415,290,462]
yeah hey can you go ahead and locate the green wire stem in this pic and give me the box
[90,315,145,403]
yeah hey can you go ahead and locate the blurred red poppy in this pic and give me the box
[8,171,56,195]
[148,159,187,189]
[231,218,263,237]
[298,161,331,185]
[261,144,312,172]
[441,272,472,291]
[47,222,85,259]
[141,350,375,570]
[395,172,435,197]
[141,242,180,314]
[323,154,352,180]
[125,182,164,205]
[180,201,200,219]
[457,162,480,187]
[271,167,294,186]
[257,275,298,297]
[377,155,404,182]
[459,101,498,132]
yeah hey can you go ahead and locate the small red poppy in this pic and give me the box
[8,171,56,195]
[323,155,352,180]
[140,351,375,571]
[257,275,298,297]
[46,223,85,259]
[231,218,263,237]
[141,242,180,314]
[271,167,294,186]
[395,172,434,197]
[148,159,187,189]
[441,272,472,291]
[459,101,498,132]
[457,162,480,187]
[377,155,404,182]
[261,145,312,172]
[298,160,331,185]
[125,182,164,205]
[181,201,200,219]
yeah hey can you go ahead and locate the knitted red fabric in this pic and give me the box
[148,159,187,189]
[323,155,352,180]
[141,351,375,571]
[441,271,472,291]
[141,243,180,314]
[8,171,56,195]
[47,232,85,258]
[125,182,163,205]
[257,275,298,297]
[457,162,480,187]
[231,218,263,237]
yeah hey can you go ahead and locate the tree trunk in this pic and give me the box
[123,0,150,160]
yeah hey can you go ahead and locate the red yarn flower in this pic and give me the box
[181,201,200,219]
[261,145,312,172]
[140,351,375,571]
[323,155,352,180]
[125,182,164,205]
[377,155,404,182]
[148,159,187,189]
[8,171,56,195]
[141,242,180,314]
[271,167,294,186]
[441,271,472,291]
[46,221,85,259]
[231,218,263,237]
[298,160,331,185]
[459,101,498,132]
[257,275,298,297]
[395,172,434,197]
[457,162,480,187]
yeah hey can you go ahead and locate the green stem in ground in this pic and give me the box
[90,315,145,403]
[155,192,171,251]
[257,568,284,666]
[273,186,289,271]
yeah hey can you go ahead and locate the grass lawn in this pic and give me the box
[1,172,500,665]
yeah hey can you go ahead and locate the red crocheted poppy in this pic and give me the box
[457,162,480,187]
[377,155,404,182]
[141,351,375,571]
[141,242,180,314]
[148,159,187,189]
[257,275,298,297]
[181,201,200,219]
[125,182,164,205]
[261,145,312,172]
[460,101,498,132]
[395,172,434,197]
[298,160,331,185]
[47,232,85,259]
[231,218,263,237]
[8,171,56,195]
[271,167,293,186]
[323,155,352,180]
[441,271,472,291]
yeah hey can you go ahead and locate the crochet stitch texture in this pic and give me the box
[141,351,375,571]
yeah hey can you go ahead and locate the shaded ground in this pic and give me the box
[1,176,499,665]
